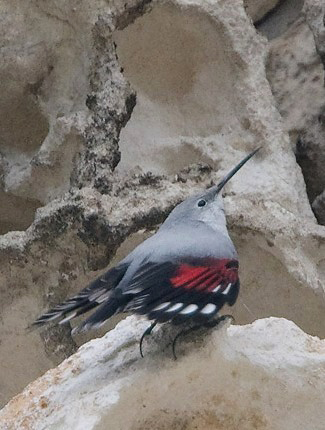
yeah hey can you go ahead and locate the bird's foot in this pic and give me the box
[172,314,234,360]
[139,322,157,358]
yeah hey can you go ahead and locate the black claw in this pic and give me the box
[139,322,157,358]
[172,331,181,360]
[172,325,201,360]
[171,315,234,360]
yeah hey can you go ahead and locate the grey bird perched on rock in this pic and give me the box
[33,148,260,358]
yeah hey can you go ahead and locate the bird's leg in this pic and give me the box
[172,314,234,360]
[140,322,157,358]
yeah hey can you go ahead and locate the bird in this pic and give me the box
[33,148,260,358]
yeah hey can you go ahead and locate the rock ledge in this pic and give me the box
[1,316,324,430]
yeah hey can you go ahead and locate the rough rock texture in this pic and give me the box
[255,0,304,40]
[265,0,325,224]
[266,16,325,203]
[0,0,325,412]
[267,18,325,139]
[302,0,325,223]
[0,0,145,406]
[244,0,280,23]
[1,317,324,430]
[313,190,325,224]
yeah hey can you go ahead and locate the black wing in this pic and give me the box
[119,257,239,324]
[34,257,239,333]
[32,263,129,328]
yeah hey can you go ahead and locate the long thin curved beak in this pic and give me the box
[214,147,261,194]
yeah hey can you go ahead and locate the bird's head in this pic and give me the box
[161,148,260,233]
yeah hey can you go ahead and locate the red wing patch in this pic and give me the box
[170,259,238,295]
[124,258,239,324]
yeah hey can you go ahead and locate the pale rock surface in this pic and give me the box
[303,0,325,221]
[267,18,325,139]
[244,0,280,22]
[0,316,324,430]
[255,0,304,40]
[313,190,325,224]
[0,0,136,225]
[0,0,325,410]
[266,16,325,202]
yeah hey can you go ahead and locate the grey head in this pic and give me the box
[160,148,261,235]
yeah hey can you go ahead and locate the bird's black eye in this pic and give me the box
[197,199,206,207]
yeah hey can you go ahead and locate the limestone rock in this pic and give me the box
[267,18,325,138]
[0,0,142,405]
[304,0,325,64]
[255,0,304,40]
[300,0,325,217]
[244,0,280,22]
[266,17,325,202]
[0,0,325,411]
[313,190,325,224]
[0,316,324,430]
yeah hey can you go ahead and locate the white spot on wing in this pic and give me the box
[212,285,221,293]
[222,283,232,295]
[166,303,183,312]
[201,303,216,315]
[152,302,171,311]
[180,304,198,315]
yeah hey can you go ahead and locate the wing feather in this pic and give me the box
[123,258,239,324]
[33,263,129,327]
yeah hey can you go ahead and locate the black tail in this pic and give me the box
[32,263,129,331]
[71,298,123,334]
